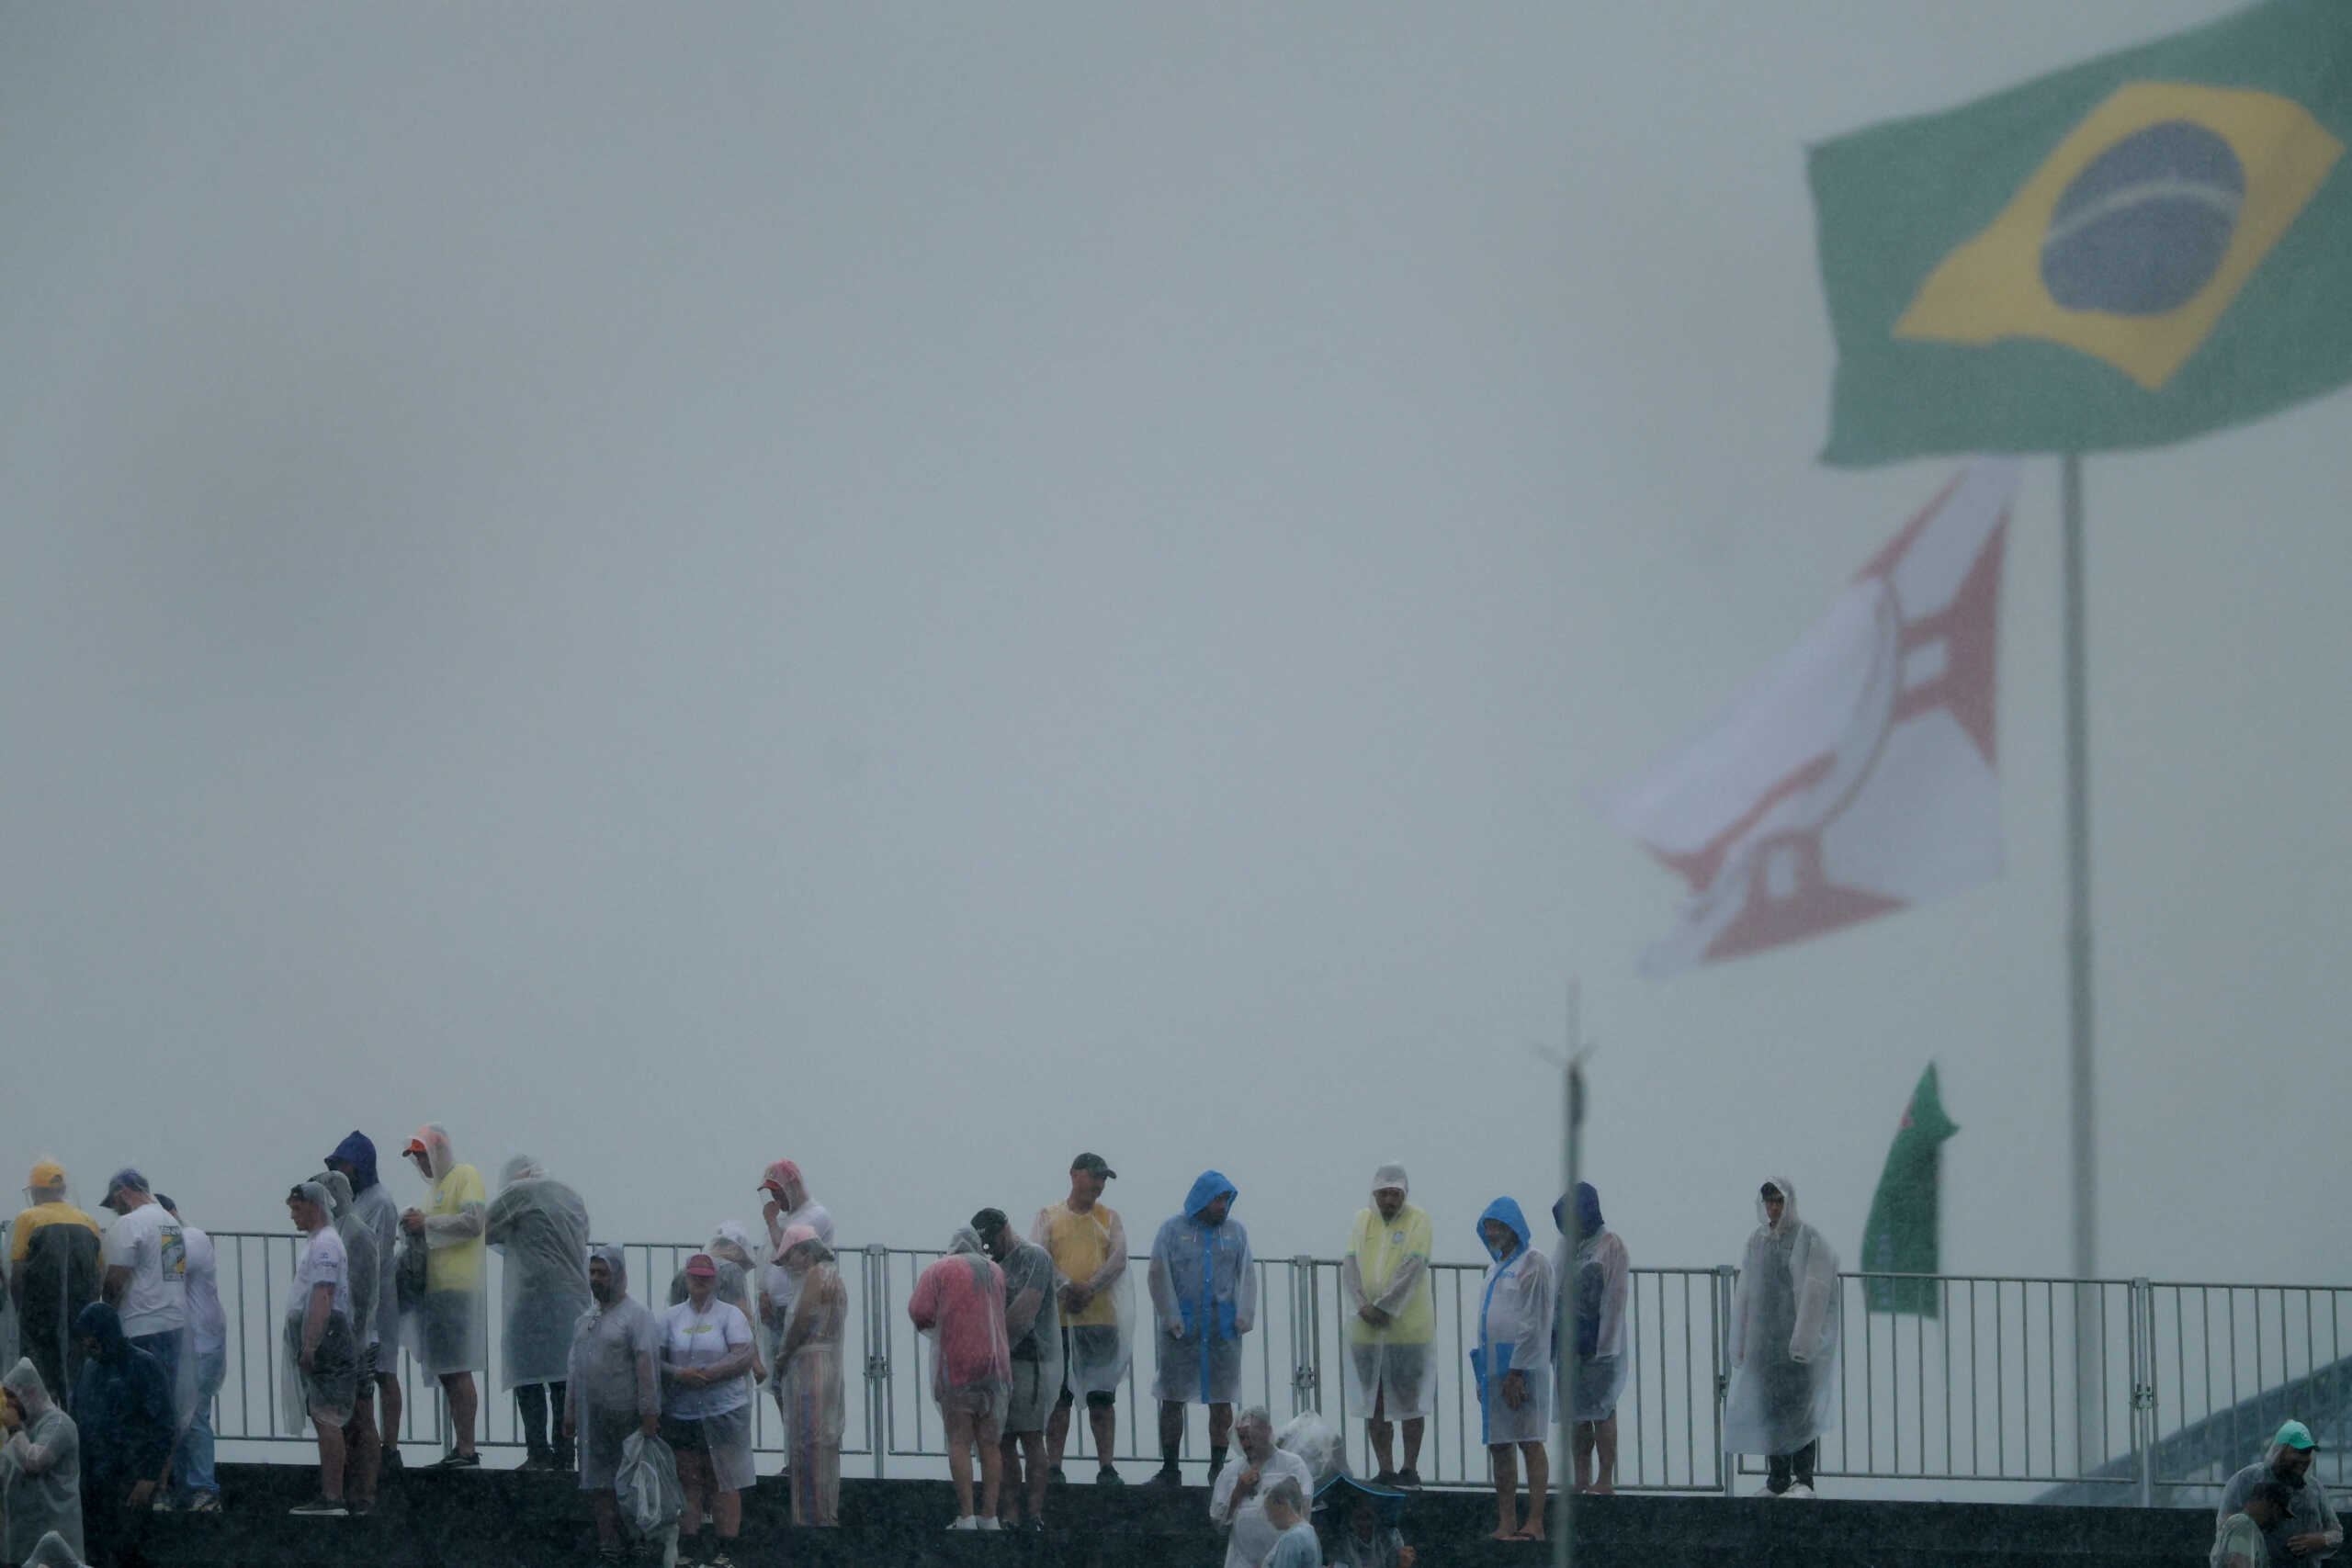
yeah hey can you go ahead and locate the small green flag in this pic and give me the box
[1811,0,2352,467]
[1861,1064,1959,1316]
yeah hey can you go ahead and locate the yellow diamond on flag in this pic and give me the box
[1894,82,2341,390]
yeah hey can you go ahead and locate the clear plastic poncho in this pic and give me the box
[1472,1197,1552,1444]
[567,1245,661,1429]
[1341,1166,1435,1420]
[1552,1183,1631,1423]
[312,1171,380,1359]
[1,1358,82,1565]
[1148,1171,1256,1405]
[907,1229,1011,1429]
[1273,1409,1350,1490]
[484,1156,594,1391]
[1723,1175,1841,1455]
[994,1234,1064,1397]
[399,1123,489,1377]
[1028,1196,1132,1400]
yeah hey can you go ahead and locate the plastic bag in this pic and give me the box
[1274,1410,1350,1490]
[617,1429,684,1549]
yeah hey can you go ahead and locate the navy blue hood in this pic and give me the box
[330,1130,381,1194]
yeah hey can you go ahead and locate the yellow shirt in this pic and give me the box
[1035,1202,1122,1327]
[1346,1203,1434,1343]
[424,1164,487,1292]
[9,1202,99,1261]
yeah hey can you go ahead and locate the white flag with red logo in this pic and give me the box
[1599,461,2018,976]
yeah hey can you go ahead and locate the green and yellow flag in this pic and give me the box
[1860,1065,1959,1317]
[1811,0,2352,466]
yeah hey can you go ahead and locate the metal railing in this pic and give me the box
[10,1221,2344,1505]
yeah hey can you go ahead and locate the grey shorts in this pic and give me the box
[1005,1358,1052,1435]
[578,1410,641,1491]
[414,1291,481,1372]
[288,1314,358,1425]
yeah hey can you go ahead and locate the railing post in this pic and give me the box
[1288,1256,1320,1416]
[1716,1264,1736,1497]
[2131,1277,2155,1507]
[864,1245,891,1479]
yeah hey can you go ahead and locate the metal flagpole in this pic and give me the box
[1555,982,1584,1568]
[2061,452,2105,1470]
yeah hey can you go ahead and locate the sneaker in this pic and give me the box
[187,1492,224,1514]
[598,1548,626,1566]
[1785,1483,1817,1498]
[1371,1469,1399,1488]
[1023,1517,1045,1532]
[1396,1467,1422,1490]
[707,1551,737,1568]
[518,1451,557,1472]
[978,1518,1001,1532]
[289,1496,349,1517]
[947,1516,979,1530]
[1047,1464,1067,1484]
[1151,1464,1182,1487]
[1096,1465,1125,1485]
[150,1494,177,1512]
[349,1497,376,1517]
[380,1449,406,1475]
[431,1451,481,1470]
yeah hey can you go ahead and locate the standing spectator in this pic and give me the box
[1554,1182,1630,1495]
[1341,1165,1433,1488]
[972,1208,1060,1529]
[484,1156,593,1472]
[1257,1475,1320,1568]
[152,1199,222,1513]
[563,1247,660,1565]
[1206,1406,1313,1568]
[1148,1171,1255,1487]
[754,1160,832,1480]
[1031,1154,1129,1486]
[657,1255,756,1568]
[307,1175,380,1513]
[907,1229,1012,1531]
[70,1303,170,1568]
[1724,1177,1840,1498]
[2,1359,83,1565]
[770,1226,846,1528]
[282,1183,357,1517]
[95,1174,189,1431]
[2214,1479,2301,1568]
[1473,1197,1551,1543]
[398,1124,488,1469]
[10,1166,100,1417]
[324,1134,404,1475]
[2215,1420,2342,1566]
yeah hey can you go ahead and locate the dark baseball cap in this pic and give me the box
[970,1208,1010,1237]
[1070,1153,1116,1179]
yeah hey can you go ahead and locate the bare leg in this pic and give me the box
[1489,1443,1520,1539]
[1046,1394,1072,1471]
[711,1487,741,1542]
[1401,1416,1425,1473]
[1367,1386,1395,1475]
[442,1372,479,1457]
[346,1389,381,1506]
[1520,1442,1549,1540]
[1088,1401,1117,1470]
[592,1491,621,1550]
[1021,1431,1047,1521]
[313,1412,347,1502]
[1157,1400,1185,1465]
[377,1372,403,1460]
[1207,1402,1233,1451]
[998,1433,1024,1523]
[678,1450,707,1540]
[976,1420,1003,1519]
[944,1407,977,1518]
[1595,1413,1618,1494]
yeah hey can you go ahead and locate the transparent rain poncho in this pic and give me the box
[1723,1175,1841,1455]
[399,1123,488,1377]
[484,1156,594,1391]
[279,1184,357,1436]
[311,1171,380,1360]
[1472,1197,1552,1444]
[993,1230,1064,1397]
[1553,1183,1631,1423]
[20,1531,83,1568]
[907,1229,1011,1430]
[1,1358,83,1565]
[1341,1165,1435,1420]
[756,1161,835,1358]
[2215,1430,2344,1563]
[773,1227,848,1527]
[1148,1171,1256,1405]
[328,1133,402,1371]
[565,1244,661,1487]
[1029,1192,1131,1401]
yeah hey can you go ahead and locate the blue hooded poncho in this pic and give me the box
[1147,1171,1256,1404]
[328,1131,381,1195]
[1470,1198,1551,1443]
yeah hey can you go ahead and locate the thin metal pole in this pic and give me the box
[2062,452,2106,1472]
[1555,980,1583,1568]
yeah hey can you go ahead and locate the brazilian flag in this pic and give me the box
[1860,1065,1959,1317]
[1812,0,2352,466]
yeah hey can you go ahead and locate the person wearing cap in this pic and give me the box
[1,1357,84,1566]
[1723,1177,1839,1498]
[972,1207,1061,1529]
[1555,1181,1630,1495]
[770,1225,847,1527]
[10,1166,100,1419]
[2217,1420,2342,1565]
[1341,1165,1434,1487]
[1207,1405,1313,1568]
[1472,1198,1551,1542]
[1148,1170,1255,1487]
[907,1229,1012,1530]
[283,1182,358,1517]
[96,1172,189,1435]
[300,1175,381,1513]
[323,1133,405,1476]
[564,1246,661,1562]
[657,1254,757,1568]
[2217,1480,2306,1568]
[1030,1153,1131,1486]
[483,1156,593,1472]
[398,1123,488,1469]
[153,1197,224,1513]
[754,1160,834,1482]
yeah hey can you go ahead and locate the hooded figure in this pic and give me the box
[69,1303,171,1507]
[565,1246,660,1494]
[400,1123,489,1380]
[772,1226,847,1527]
[2,1358,82,1564]
[21,1532,84,1568]
[1472,1198,1553,1446]
[1315,1472,1411,1568]
[1342,1163,1435,1481]
[1148,1172,1256,1407]
[310,1172,381,1371]
[1553,1184,1632,1423]
[2215,1420,2343,1567]
[9,1168,101,1418]
[324,1134,401,1393]
[1723,1176,1840,1492]
[484,1156,594,1393]
[908,1230,1012,1430]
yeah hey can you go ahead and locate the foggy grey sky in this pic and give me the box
[5,2,2346,1291]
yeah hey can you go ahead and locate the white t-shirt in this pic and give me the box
[182,1224,228,1353]
[294,1225,353,1322]
[102,1202,188,1337]
[657,1299,752,1419]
